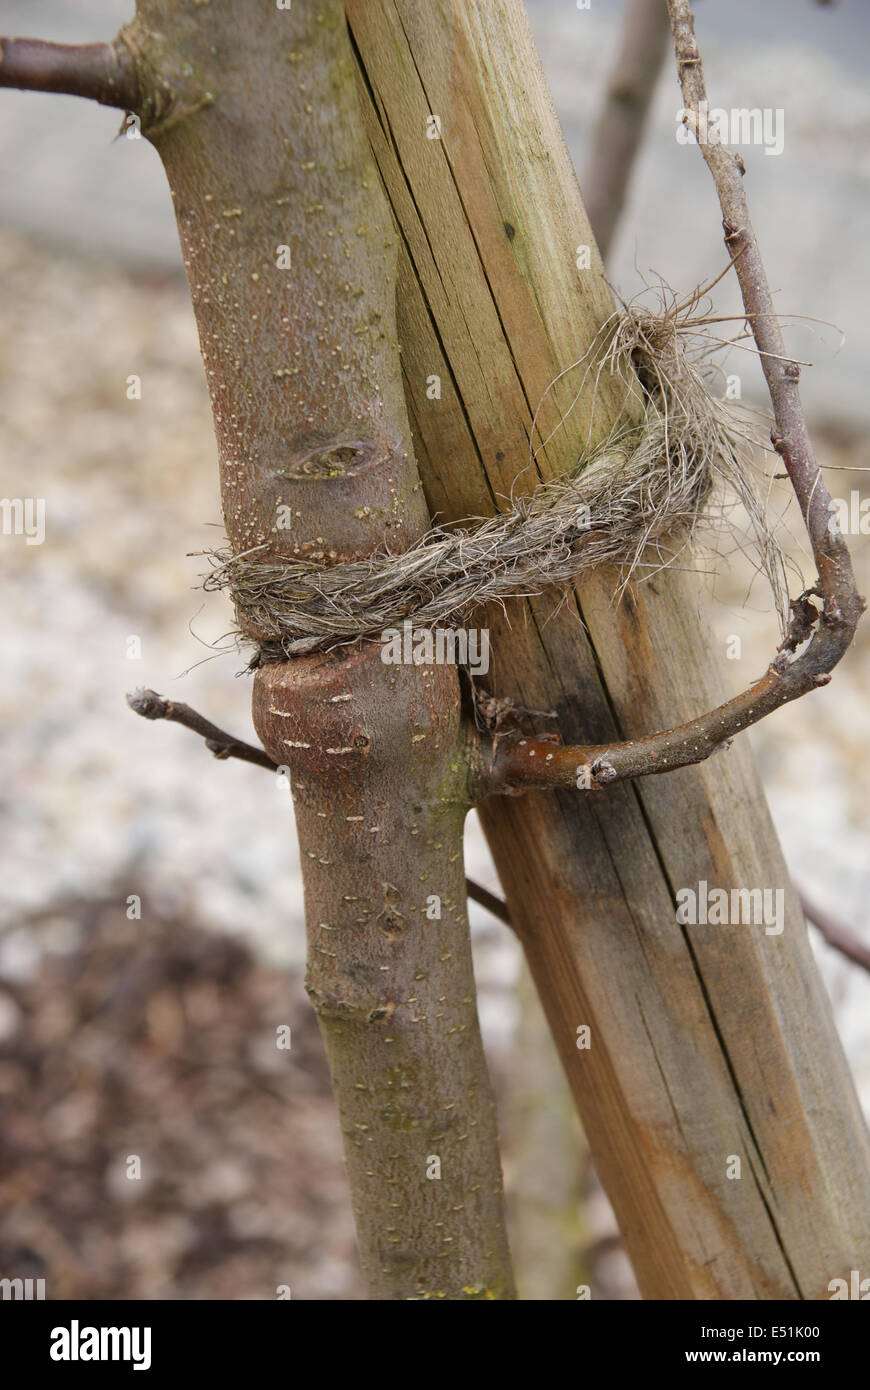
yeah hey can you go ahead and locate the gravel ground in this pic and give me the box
[0,892,362,1301]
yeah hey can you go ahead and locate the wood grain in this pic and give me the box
[347,0,870,1298]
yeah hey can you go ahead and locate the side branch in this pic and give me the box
[0,38,138,108]
[802,894,870,974]
[126,689,515,938]
[126,689,870,969]
[479,589,835,792]
[477,1,864,798]
[126,689,276,771]
[666,2,863,642]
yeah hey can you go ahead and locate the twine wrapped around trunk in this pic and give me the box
[204,306,788,662]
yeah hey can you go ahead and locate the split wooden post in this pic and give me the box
[346,0,870,1298]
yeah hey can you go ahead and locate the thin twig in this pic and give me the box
[127,691,870,974]
[126,689,277,771]
[128,689,519,939]
[465,878,513,928]
[802,893,870,973]
[583,0,672,259]
[667,1,854,596]
[0,38,137,108]
[479,2,864,796]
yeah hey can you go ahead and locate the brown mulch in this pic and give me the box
[0,892,362,1300]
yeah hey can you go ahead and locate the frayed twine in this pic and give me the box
[204,295,789,663]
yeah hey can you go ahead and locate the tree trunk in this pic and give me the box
[121,0,514,1300]
[346,0,870,1298]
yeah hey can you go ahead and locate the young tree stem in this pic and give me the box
[120,0,515,1299]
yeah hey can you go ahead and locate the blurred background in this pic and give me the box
[0,0,868,1300]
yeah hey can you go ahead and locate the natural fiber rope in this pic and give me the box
[204,309,787,661]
